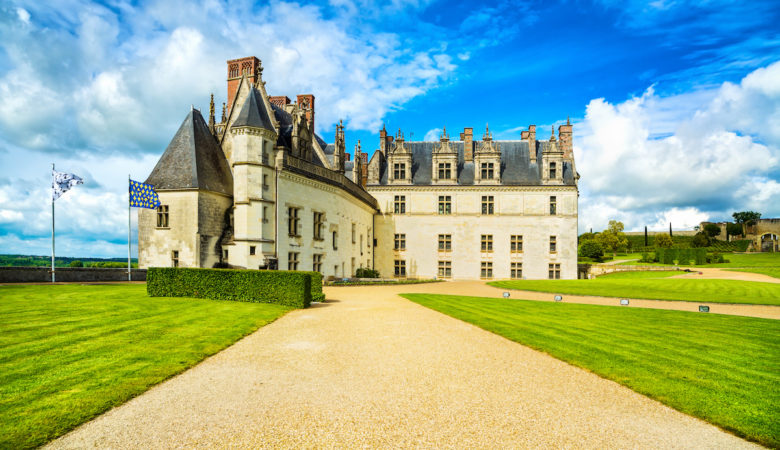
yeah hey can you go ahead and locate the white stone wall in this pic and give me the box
[277,170,376,278]
[369,186,578,280]
[138,191,199,268]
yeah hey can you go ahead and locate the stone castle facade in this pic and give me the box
[139,56,580,280]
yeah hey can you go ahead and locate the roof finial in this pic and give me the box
[567,116,571,126]
[221,102,227,122]
[208,93,216,130]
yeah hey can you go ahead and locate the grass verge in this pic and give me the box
[727,268,780,279]
[489,276,780,305]
[0,284,290,449]
[402,293,780,447]
[617,252,780,268]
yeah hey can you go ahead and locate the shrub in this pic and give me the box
[147,268,313,308]
[654,234,674,248]
[355,267,380,278]
[691,232,710,248]
[703,223,721,237]
[579,240,604,262]
[68,260,83,268]
[726,222,743,238]
[303,271,325,302]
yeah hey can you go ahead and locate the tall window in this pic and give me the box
[481,196,494,215]
[332,231,338,250]
[393,163,406,180]
[394,260,406,277]
[288,252,299,270]
[511,235,523,253]
[171,250,179,268]
[511,262,522,279]
[394,233,406,250]
[262,206,268,223]
[313,212,324,240]
[249,246,256,255]
[480,261,493,279]
[263,174,269,190]
[156,205,169,228]
[550,236,557,253]
[393,195,406,214]
[288,207,300,236]
[548,263,561,279]
[438,162,451,179]
[438,261,452,278]
[550,196,557,215]
[549,162,557,179]
[352,223,356,243]
[438,195,451,215]
[481,234,493,252]
[313,254,323,273]
[480,162,494,180]
[438,234,452,252]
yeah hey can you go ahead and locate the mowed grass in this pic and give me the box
[489,275,780,305]
[402,293,780,447]
[0,284,290,449]
[727,268,780,279]
[618,252,780,268]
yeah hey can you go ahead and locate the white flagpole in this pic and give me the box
[51,163,55,283]
[128,174,131,282]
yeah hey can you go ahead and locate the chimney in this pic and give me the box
[558,117,573,159]
[379,124,388,155]
[226,56,261,113]
[360,151,368,187]
[463,127,473,162]
[528,125,537,163]
[296,94,315,132]
[521,130,529,139]
[269,96,291,108]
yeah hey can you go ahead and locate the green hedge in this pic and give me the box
[302,271,325,302]
[654,248,706,265]
[147,268,315,308]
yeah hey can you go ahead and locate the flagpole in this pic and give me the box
[128,175,131,282]
[51,163,55,283]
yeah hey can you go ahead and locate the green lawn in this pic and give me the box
[617,252,780,268]
[727,268,780,279]
[402,293,780,447]
[489,276,780,305]
[0,284,290,449]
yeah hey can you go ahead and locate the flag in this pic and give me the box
[129,179,161,209]
[52,170,83,200]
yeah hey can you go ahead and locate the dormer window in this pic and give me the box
[438,163,451,179]
[393,163,406,180]
[480,162,494,180]
[549,162,557,179]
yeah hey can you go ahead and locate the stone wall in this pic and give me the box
[0,267,147,283]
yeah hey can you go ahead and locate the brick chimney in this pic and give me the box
[528,125,537,163]
[462,127,474,162]
[558,117,573,159]
[227,56,261,113]
[296,94,315,132]
[269,96,291,108]
[360,152,368,187]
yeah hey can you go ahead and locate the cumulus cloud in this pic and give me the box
[423,127,442,141]
[576,60,780,232]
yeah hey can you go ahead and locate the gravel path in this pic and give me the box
[49,283,758,448]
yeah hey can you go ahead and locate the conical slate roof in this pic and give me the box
[146,109,233,195]
[232,86,275,131]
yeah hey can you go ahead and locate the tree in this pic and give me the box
[654,233,673,248]
[726,222,743,238]
[703,223,721,238]
[578,232,596,243]
[691,232,710,248]
[579,240,604,261]
[732,211,761,235]
[595,220,629,256]
[69,260,83,268]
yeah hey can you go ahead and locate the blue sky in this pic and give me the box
[0,0,778,257]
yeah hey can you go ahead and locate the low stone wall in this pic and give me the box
[0,267,147,283]
[578,263,678,279]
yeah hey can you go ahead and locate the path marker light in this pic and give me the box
[554,295,563,302]
[620,299,629,306]
[503,292,510,298]
[699,305,710,313]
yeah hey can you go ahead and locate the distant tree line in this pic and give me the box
[0,254,138,268]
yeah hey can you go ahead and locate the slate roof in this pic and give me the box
[375,140,576,186]
[146,109,233,195]
[232,87,275,131]
[268,102,327,167]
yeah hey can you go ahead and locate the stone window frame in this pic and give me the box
[511,235,523,253]
[156,205,169,228]
[438,234,452,252]
[480,261,493,279]
[481,234,493,252]
[312,254,323,273]
[481,195,494,215]
[313,211,325,241]
[394,233,406,251]
[288,252,300,271]
[437,162,452,180]
[171,250,179,268]
[549,236,557,254]
[438,260,452,278]
[393,162,406,180]
[288,207,301,237]
[511,262,522,279]
[394,260,406,277]
[393,195,406,214]
[438,195,452,215]
[549,162,557,179]
[351,223,356,243]
[548,263,561,279]
[550,196,557,215]
[480,162,495,180]
[332,231,338,250]
[249,246,256,256]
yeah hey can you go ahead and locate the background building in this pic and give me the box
[139,56,580,279]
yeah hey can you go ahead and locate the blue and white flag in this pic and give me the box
[52,170,83,201]
[129,179,161,209]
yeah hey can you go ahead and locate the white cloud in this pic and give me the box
[423,127,442,141]
[576,61,780,233]
[16,8,30,24]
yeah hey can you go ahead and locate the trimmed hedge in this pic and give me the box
[655,248,706,265]
[302,271,325,302]
[147,268,315,308]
